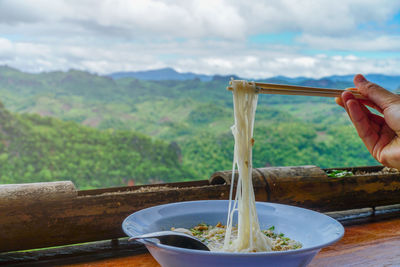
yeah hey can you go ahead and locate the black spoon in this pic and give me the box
[128,230,210,251]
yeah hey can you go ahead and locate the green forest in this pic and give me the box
[0,66,381,189]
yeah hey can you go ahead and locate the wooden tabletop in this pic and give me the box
[65,217,400,267]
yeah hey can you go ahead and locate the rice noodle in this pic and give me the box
[223,80,273,252]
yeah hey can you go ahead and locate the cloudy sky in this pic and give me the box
[0,0,399,78]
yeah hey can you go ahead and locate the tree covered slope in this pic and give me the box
[0,66,381,187]
[0,101,192,188]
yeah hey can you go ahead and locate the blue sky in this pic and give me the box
[0,0,399,78]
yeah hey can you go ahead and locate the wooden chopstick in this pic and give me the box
[227,81,366,99]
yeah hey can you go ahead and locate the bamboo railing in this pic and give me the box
[1,165,400,253]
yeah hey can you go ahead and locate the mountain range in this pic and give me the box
[110,68,213,81]
[0,65,381,187]
[109,68,400,91]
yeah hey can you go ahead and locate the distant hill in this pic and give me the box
[0,100,193,188]
[109,67,400,91]
[109,67,213,81]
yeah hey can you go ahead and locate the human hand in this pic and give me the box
[336,74,400,169]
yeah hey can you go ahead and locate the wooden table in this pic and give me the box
[64,217,400,267]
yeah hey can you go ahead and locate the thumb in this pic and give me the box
[354,74,399,110]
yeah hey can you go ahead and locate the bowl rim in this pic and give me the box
[122,200,345,256]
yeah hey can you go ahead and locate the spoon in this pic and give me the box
[128,230,210,251]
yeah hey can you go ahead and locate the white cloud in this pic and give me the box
[0,0,246,40]
[0,38,14,59]
[1,0,399,39]
[175,50,400,79]
[0,36,399,78]
[0,0,399,77]
[253,0,399,35]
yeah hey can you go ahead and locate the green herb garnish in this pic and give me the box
[326,169,354,178]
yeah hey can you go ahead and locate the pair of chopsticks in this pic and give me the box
[227,81,366,100]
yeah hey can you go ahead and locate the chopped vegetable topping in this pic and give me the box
[326,169,354,178]
[172,223,302,252]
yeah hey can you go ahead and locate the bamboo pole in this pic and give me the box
[210,165,400,211]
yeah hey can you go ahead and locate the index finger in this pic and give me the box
[342,91,379,154]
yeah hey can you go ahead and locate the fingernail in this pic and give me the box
[354,74,367,84]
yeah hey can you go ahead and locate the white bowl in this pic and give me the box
[123,200,344,267]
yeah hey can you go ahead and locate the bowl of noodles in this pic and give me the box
[122,200,344,267]
[123,79,344,266]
